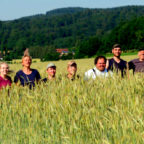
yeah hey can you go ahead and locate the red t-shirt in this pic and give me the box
[0,76,12,89]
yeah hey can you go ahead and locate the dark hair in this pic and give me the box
[139,48,144,52]
[112,44,121,49]
[94,56,107,65]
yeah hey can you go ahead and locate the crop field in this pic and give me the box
[0,54,144,144]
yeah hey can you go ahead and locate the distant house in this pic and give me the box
[56,49,69,57]
[56,49,69,53]
[56,48,75,57]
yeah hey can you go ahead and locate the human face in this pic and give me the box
[47,67,56,77]
[0,64,9,76]
[96,58,106,71]
[22,56,31,68]
[138,50,144,61]
[67,65,77,75]
[112,47,121,57]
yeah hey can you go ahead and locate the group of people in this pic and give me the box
[85,44,144,80]
[0,44,144,90]
[0,49,80,90]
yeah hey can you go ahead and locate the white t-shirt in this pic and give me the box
[84,67,112,80]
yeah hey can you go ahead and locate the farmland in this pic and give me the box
[0,54,144,143]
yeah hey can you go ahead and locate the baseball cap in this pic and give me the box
[67,60,77,67]
[46,63,56,69]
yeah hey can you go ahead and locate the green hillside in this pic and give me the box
[0,6,144,60]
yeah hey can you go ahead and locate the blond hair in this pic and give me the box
[0,62,9,68]
[0,62,13,73]
[22,48,32,62]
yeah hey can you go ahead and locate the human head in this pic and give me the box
[67,60,77,76]
[46,63,56,78]
[0,62,9,76]
[22,49,32,68]
[94,56,107,71]
[112,44,122,58]
[138,49,144,61]
[22,56,32,67]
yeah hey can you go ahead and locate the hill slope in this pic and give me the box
[0,6,144,59]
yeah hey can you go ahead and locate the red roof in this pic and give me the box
[56,49,68,53]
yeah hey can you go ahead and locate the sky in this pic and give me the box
[0,0,144,21]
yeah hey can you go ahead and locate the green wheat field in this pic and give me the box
[0,55,144,144]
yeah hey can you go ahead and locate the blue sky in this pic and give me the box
[0,0,144,21]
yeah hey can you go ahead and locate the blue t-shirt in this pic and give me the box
[14,69,41,89]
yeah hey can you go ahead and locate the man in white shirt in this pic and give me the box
[84,56,112,80]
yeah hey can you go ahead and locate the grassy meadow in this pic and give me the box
[1,54,144,144]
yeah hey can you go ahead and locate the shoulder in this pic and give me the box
[31,69,41,79]
[7,76,12,83]
[107,58,114,67]
[6,75,12,81]
[108,58,113,61]
[32,69,39,73]
[31,69,40,75]
[108,58,114,63]
[129,58,139,63]
[85,68,94,75]
[120,59,127,63]
[42,78,48,82]
[120,59,127,66]
[15,70,23,76]
[16,70,23,74]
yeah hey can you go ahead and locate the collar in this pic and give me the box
[94,67,107,73]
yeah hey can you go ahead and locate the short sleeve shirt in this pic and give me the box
[0,76,12,89]
[14,69,41,89]
[107,58,127,77]
[42,78,48,83]
[129,59,144,73]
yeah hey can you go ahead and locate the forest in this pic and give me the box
[0,6,144,60]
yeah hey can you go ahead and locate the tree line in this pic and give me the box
[0,6,144,60]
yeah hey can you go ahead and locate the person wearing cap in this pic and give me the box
[84,56,112,80]
[106,44,127,77]
[128,49,144,73]
[43,63,56,82]
[67,61,79,80]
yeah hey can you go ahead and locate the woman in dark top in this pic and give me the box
[14,49,41,89]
